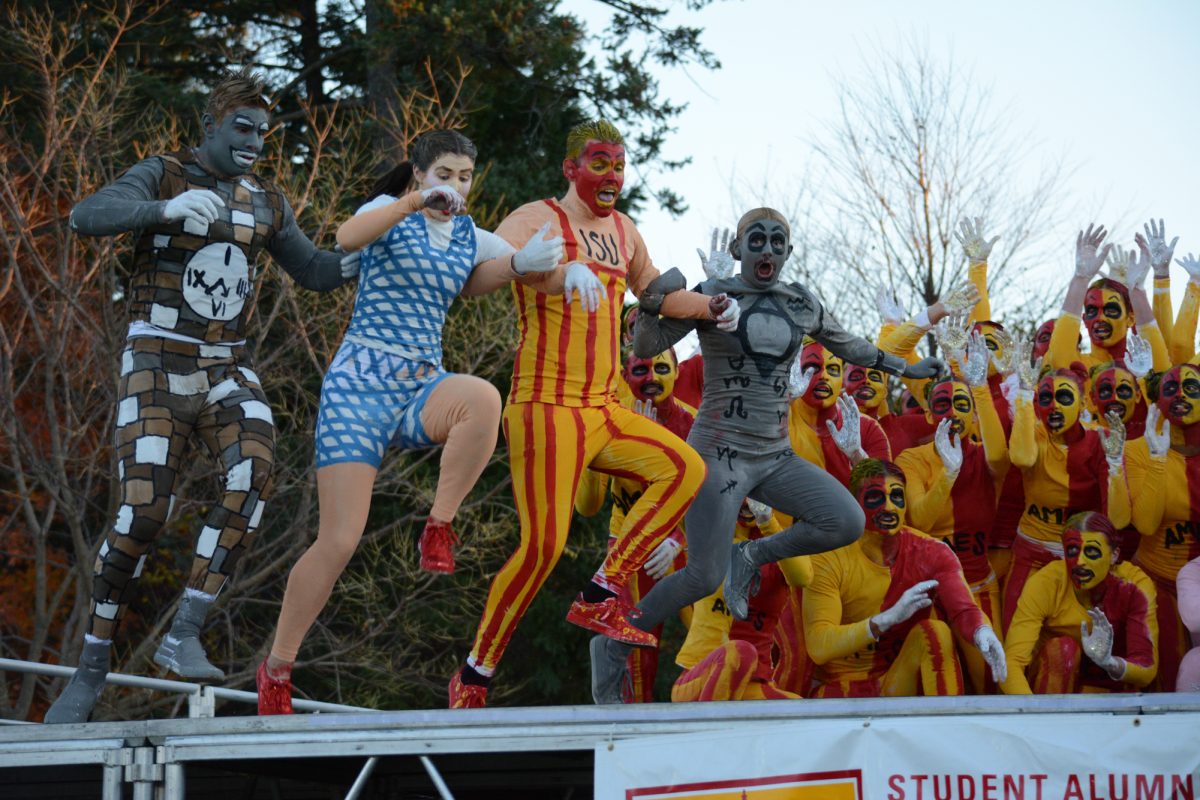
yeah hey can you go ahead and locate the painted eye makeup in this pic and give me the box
[1037,389,1054,406]
[1103,303,1123,319]
[1055,388,1076,406]
[862,489,885,509]
[889,489,906,508]
[1184,378,1200,398]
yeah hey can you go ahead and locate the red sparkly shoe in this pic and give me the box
[566,594,658,648]
[419,517,459,574]
[256,660,294,715]
[448,671,487,709]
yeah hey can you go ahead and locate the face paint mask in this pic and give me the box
[200,106,270,178]
[976,323,1006,378]
[563,140,625,217]
[734,219,791,289]
[927,380,976,438]
[1083,288,1130,348]
[623,352,678,403]
[845,366,887,414]
[1157,364,1200,426]
[1035,375,1082,435]
[1063,527,1114,591]
[800,342,843,410]
[1033,320,1056,361]
[1090,367,1138,424]
[857,475,907,535]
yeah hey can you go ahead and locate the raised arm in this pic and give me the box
[1171,256,1200,363]
[335,187,464,252]
[1048,224,1112,368]
[1135,219,1179,343]
[954,217,999,324]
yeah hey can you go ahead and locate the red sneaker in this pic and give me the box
[566,594,658,648]
[256,660,293,715]
[448,671,487,709]
[419,517,459,574]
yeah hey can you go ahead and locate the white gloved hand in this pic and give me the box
[1175,253,1200,286]
[338,248,361,280]
[1127,240,1153,288]
[934,418,963,480]
[1099,411,1127,471]
[935,311,971,360]
[826,393,867,462]
[1124,331,1153,379]
[512,222,565,274]
[871,579,938,636]
[876,287,907,325]
[787,356,816,399]
[1081,607,1125,679]
[1075,224,1112,280]
[163,189,224,226]
[419,185,466,214]
[711,293,740,332]
[955,216,1000,263]
[644,537,682,580]
[1136,218,1179,280]
[973,625,1008,683]
[963,329,990,387]
[632,398,658,423]
[564,262,603,312]
[941,283,982,316]
[696,228,735,280]
[745,498,775,528]
[1145,404,1171,461]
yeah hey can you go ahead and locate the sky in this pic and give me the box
[563,0,1200,328]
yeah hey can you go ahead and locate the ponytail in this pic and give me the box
[366,161,415,202]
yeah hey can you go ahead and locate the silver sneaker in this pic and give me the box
[723,540,759,621]
[153,634,225,680]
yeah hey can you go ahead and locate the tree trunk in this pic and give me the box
[364,0,402,164]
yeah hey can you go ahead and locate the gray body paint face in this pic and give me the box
[199,106,270,178]
[732,219,792,289]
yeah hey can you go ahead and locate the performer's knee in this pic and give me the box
[676,445,707,496]
[729,639,758,670]
[817,490,865,548]
[1046,634,1081,673]
[914,618,954,652]
[123,494,175,543]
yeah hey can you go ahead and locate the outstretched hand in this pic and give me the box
[697,228,735,280]
[955,217,1000,263]
[1136,218,1178,280]
[826,393,866,462]
[872,580,938,636]
[1075,224,1112,280]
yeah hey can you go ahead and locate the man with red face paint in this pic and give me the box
[1125,365,1200,690]
[896,331,1009,691]
[804,459,1006,697]
[1002,512,1157,693]
[451,120,740,708]
[1006,359,1132,630]
[575,346,696,702]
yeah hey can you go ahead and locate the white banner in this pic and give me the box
[594,712,1200,800]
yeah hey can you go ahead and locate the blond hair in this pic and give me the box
[565,119,624,160]
[735,207,791,239]
[205,67,270,123]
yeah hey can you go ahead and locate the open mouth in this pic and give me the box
[754,257,775,281]
[1046,411,1064,430]
[1090,322,1112,340]
[596,187,618,207]
[948,419,965,435]
[873,512,899,530]
[640,382,663,397]
[231,148,258,169]
[1072,567,1094,586]
[1104,402,1127,419]
[1171,400,1191,419]
[811,382,832,400]
[854,387,876,401]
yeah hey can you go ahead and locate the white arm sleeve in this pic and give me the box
[474,227,516,265]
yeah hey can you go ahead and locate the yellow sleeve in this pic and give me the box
[1126,439,1166,537]
[879,321,927,360]
[1047,312,1083,370]
[779,556,814,589]
[1172,280,1200,364]
[1009,393,1037,469]
[574,469,608,518]
[897,448,953,533]
[1000,566,1058,694]
[968,259,992,323]
[1106,456,1132,530]
[972,383,1009,474]
[674,590,733,669]
[1152,277,1174,349]
[802,557,876,665]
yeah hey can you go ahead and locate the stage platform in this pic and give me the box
[2,693,1199,799]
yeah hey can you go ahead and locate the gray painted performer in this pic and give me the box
[45,68,359,723]
[589,207,942,701]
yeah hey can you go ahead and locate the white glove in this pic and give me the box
[746,498,775,528]
[973,625,1008,683]
[1145,404,1171,461]
[1075,224,1112,280]
[963,329,990,387]
[696,228,734,280]
[941,283,981,316]
[1099,411,1126,471]
[1126,241,1152,289]
[1124,331,1153,379]
[1176,252,1200,286]
[632,398,658,423]
[875,287,907,325]
[163,189,224,226]
[787,356,816,399]
[934,418,963,479]
[1136,218,1178,280]
[338,248,361,280]
[711,294,740,332]
[871,579,938,636]
[564,262,604,312]
[644,537,682,580]
[1081,607,1125,680]
[419,185,466,214]
[955,216,1000,263]
[512,222,565,274]
[999,371,1021,414]
[826,393,867,462]
[935,311,971,360]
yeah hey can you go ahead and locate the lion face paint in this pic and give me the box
[563,140,625,217]
[623,351,678,404]
[857,475,906,535]
[1036,375,1082,435]
[800,340,844,410]
[1083,287,1130,348]
[1157,363,1200,427]
[928,380,976,438]
[1090,366,1138,425]
[1063,526,1114,591]
[200,106,270,178]
[845,365,887,414]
